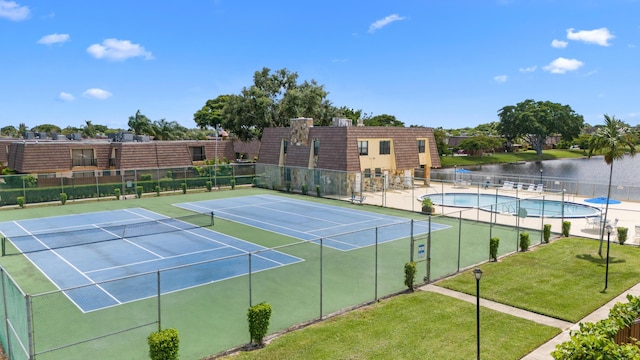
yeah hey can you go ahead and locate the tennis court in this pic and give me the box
[175,194,449,250]
[0,207,302,312]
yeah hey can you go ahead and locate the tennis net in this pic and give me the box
[1,212,214,256]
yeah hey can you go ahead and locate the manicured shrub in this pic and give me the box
[490,237,500,261]
[231,179,236,190]
[562,221,571,237]
[16,196,25,208]
[206,181,212,192]
[60,192,67,205]
[114,188,121,200]
[519,232,530,252]
[154,185,160,197]
[316,185,321,197]
[136,186,143,199]
[301,184,308,195]
[181,183,187,194]
[543,224,552,243]
[140,174,152,181]
[285,182,291,192]
[147,328,179,360]
[552,295,640,359]
[617,227,628,245]
[248,302,272,346]
[404,262,417,291]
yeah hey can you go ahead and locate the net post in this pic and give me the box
[211,211,215,226]
[1,237,5,257]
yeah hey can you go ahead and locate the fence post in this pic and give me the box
[157,270,161,331]
[248,253,252,308]
[540,195,545,244]
[27,294,34,360]
[319,238,323,320]
[457,212,462,272]
[1,269,11,359]
[410,220,414,263]
[426,216,432,283]
[374,227,378,301]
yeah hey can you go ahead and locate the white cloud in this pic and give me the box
[0,0,29,21]
[86,38,154,61]
[368,14,406,33]
[58,92,74,102]
[37,33,70,45]
[519,65,537,73]
[551,39,568,48]
[566,27,614,46]
[493,75,508,83]
[82,88,112,100]
[543,57,584,74]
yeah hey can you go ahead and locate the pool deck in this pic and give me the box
[351,182,640,246]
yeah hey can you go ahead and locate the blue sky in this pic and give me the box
[2,0,639,131]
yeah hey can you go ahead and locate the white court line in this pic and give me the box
[94,224,164,259]
[86,245,235,274]
[11,221,121,306]
[123,208,278,259]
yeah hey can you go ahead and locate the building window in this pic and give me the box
[313,139,320,156]
[71,149,96,166]
[375,168,382,177]
[283,140,288,154]
[417,140,426,153]
[364,168,371,178]
[190,146,206,161]
[379,140,390,155]
[358,141,368,156]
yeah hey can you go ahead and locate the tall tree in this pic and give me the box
[497,100,584,156]
[218,67,331,141]
[152,119,187,140]
[588,114,638,256]
[364,114,404,127]
[0,125,18,137]
[82,120,96,138]
[32,124,62,136]
[193,95,230,130]
[18,123,28,137]
[128,110,154,136]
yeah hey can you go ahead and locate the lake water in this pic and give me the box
[430,154,640,201]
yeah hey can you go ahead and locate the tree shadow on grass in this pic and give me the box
[575,253,626,265]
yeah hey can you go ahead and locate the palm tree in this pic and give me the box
[588,114,638,256]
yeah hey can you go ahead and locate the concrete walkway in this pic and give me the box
[420,283,640,359]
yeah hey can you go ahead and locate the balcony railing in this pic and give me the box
[72,158,97,167]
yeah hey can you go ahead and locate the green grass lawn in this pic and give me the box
[438,237,640,322]
[440,149,587,167]
[221,237,640,359]
[227,291,558,360]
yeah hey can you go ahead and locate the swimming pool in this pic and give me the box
[419,193,601,218]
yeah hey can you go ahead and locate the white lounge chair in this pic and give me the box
[516,183,524,191]
[635,225,640,242]
[535,184,544,193]
[586,216,601,230]
[501,181,513,190]
[526,184,535,192]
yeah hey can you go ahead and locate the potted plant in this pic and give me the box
[421,197,434,214]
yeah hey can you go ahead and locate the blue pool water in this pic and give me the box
[419,193,600,218]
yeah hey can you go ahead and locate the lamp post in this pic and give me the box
[539,168,543,184]
[454,165,457,184]
[474,268,483,360]
[603,224,613,291]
